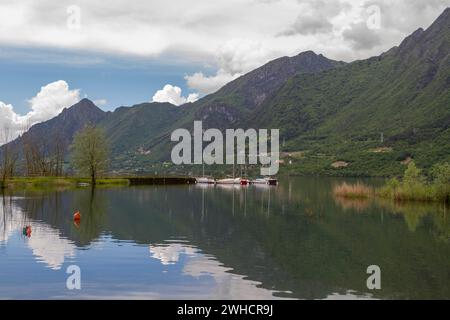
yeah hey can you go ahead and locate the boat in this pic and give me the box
[240,178,249,185]
[195,177,216,184]
[195,162,216,184]
[251,178,268,185]
[216,177,241,184]
[251,177,278,185]
[216,163,248,185]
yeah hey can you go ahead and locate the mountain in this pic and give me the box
[27,98,106,144]
[1,98,106,159]
[105,50,345,169]
[187,51,345,129]
[99,102,183,170]
[3,8,450,177]
[138,7,450,176]
[249,7,450,176]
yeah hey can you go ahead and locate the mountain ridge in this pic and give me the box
[2,7,450,176]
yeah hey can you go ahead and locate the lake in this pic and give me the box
[0,177,449,299]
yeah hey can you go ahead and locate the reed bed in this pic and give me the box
[333,182,374,199]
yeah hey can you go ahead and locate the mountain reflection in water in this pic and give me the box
[0,177,449,299]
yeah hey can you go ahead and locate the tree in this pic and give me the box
[70,125,109,186]
[0,127,18,189]
[403,162,424,187]
[431,162,450,202]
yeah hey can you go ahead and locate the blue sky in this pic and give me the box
[0,46,205,114]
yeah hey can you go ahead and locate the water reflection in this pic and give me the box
[149,241,278,299]
[334,194,450,240]
[149,242,198,265]
[1,178,449,299]
[0,191,76,270]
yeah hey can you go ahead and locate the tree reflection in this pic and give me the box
[3,177,450,299]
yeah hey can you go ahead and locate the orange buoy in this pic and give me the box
[73,211,81,221]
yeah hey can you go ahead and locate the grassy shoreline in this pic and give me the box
[1,176,195,189]
[2,177,130,190]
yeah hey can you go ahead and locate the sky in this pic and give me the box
[1,0,450,142]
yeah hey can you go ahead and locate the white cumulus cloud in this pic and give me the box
[0,80,80,144]
[26,80,80,124]
[185,70,239,95]
[0,102,22,143]
[151,84,199,106]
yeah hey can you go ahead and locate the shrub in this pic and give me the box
[431,163,450,202]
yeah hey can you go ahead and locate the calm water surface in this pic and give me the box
[0,177,449,299]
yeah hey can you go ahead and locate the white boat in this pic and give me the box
[216,177,241,184]
[252,178,268,185]
[251,177,278,185]
[195,177,216,184]
[195,162,216,184]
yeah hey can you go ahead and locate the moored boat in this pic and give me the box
[195,177,216,184]
[216,177,241,184]
[240,178,250,185]
[251,178,267,185]
[250,177,278,185]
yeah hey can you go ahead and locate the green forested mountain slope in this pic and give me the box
[248,8,450,176]
[101,102,182,155]
[103,50,344,171]
[105,8,450,176]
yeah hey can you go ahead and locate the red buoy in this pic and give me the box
[73,211,81,221]
[25,226,32,238]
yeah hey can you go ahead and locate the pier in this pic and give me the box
[127,176,196,185]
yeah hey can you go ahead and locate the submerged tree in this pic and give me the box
[70,125,109,186]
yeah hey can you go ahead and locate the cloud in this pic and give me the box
[185,38,279,94]
[1,1,450,100]
[93,99,108,106]
[0,0,448,65]
[363,0,450,33]
[277,0,353,37]
[0,80,80,144]
[185,70,240,95]
[151,84,199,106]
[343,22,381,50]
[278,15,333,36]
[26,80,80,124]
[0,102,22,143]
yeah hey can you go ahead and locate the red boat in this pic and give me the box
[240,179,249,185]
